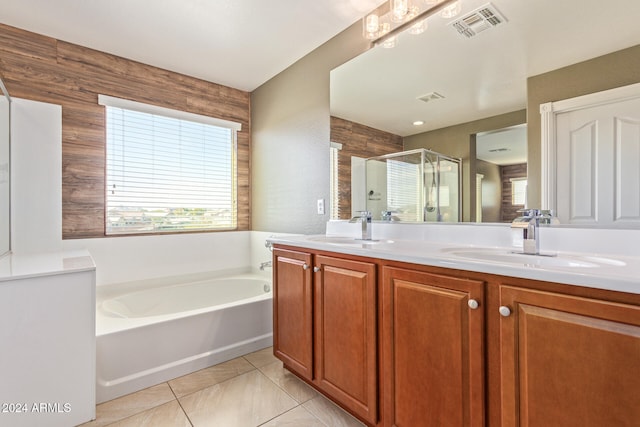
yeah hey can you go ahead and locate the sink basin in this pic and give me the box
[306,236,394,246]
[442,248,625,268]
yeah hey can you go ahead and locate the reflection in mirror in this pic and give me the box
[0,76,10,257]
[330,0,640,225]
[363,149,461,222]
[475,124,527,223]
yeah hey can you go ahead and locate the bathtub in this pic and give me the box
[96,271,273,403]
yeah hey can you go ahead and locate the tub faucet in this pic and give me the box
[259,261,272,271]
[349,210,373,240]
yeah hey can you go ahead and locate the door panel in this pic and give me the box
[273,248,313,381]
[556,96,640,225]
[314,255,377,425]
[382,267,485,427]
[500,285,640,427]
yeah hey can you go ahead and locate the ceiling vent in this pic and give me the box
[417,92,445,103]
[450,3,506,38]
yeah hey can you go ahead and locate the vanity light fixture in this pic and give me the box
[363,0,460,47]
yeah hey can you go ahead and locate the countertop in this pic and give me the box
[0,249,96,283]
[267,231,640,295]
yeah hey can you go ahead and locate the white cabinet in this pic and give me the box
[0,252,96,427]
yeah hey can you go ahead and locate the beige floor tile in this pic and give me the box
[259,360,318,404]
[259,405,326,426]
[107,400,191,427]
[180,370,297,427]
[243,346,279,368]
[79,383,175,427]
[169,356,255,397]
[303,395,365,427]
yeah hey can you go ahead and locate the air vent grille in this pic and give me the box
[450,3,506,38]
[417,92,445,103]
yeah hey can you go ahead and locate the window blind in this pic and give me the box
[330,142,342,219]
[102,99,238,235]
[387,159,422,221]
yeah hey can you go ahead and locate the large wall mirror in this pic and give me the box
[0,76,10,257]
[330,0,640,224]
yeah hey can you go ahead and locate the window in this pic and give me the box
[511,177,527,205]
[100,95,241,235]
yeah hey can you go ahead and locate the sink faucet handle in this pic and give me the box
[381,210,397,221]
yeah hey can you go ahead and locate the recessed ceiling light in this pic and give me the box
[413,120,425,126]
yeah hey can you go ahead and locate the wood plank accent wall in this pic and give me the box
[330,116,403,220]
[500,163,527,222]
[0,23,251,239]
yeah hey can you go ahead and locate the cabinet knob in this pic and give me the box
[303,263,309,270]
[468,299,479,310]
[313,266,321,272]
[499,306,512,317]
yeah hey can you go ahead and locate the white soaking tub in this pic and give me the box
[96,271,273,403]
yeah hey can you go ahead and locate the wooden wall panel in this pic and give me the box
[0,23,251,238]
[500,163,527,222]
[330,116,403,219]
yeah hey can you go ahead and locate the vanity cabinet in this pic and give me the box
[273,247,378,425]
[273,243,640,427]
[497,284,640,427]
[381,266,485,427]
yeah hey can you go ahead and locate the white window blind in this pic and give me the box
[330,142,342,219]
[387,159,421,221]
[101,96,239,235]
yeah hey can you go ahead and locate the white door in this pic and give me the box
[554,95,640,225]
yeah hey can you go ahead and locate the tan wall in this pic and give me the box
[251,24,371,233]
[527,44,640,208]
[404,110,526,221]
[476,160,501,222]
[0,24,251,239]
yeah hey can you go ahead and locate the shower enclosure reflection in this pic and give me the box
[365,149,461,222]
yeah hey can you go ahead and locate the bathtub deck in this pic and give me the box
[81,347,364,427]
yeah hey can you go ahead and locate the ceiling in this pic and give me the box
[331,0,640,138]
[0,0,385,92]
[476,124,526,166]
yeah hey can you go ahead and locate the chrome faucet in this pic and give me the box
[349,210,373,240]
[512,209,545,255]
[381,210,397,222]
[524,210,542,255]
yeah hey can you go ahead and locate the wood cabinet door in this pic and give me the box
[381,266,485,427]
[314,255,378,426]
[273,248,314,381]
[499,285,640,427]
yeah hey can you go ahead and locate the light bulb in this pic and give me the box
[407,6,427,34]
[379,22,391,36]
[390,0,409,23]
[441,1,461,18]
[363,13,380,39]
[409,19,427,34]
[382,36,398,48]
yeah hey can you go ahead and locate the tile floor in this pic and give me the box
[81,347,365,427]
